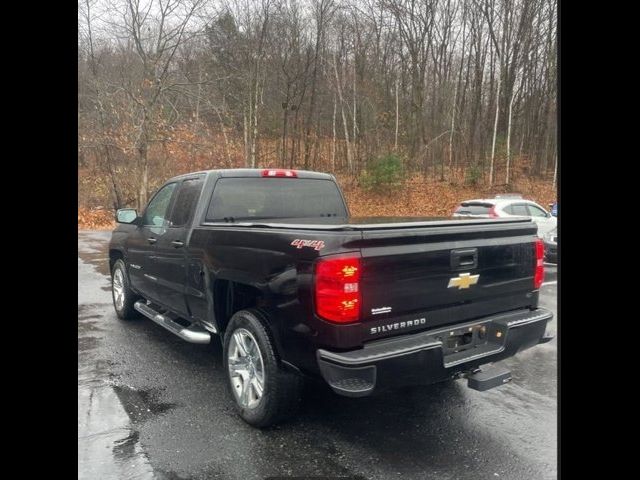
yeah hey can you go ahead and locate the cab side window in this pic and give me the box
[169,177,205,227]
[143,183,177,227]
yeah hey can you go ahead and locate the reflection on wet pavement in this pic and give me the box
[78,385,154,480]
[78,234,155,479]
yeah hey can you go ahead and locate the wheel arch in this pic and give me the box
[109,249,124,273]
[213,280,286,362]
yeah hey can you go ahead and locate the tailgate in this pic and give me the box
[358,219,538,338]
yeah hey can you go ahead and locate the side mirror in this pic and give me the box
[116,208,139,224]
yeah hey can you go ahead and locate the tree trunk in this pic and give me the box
[250,81,259,168]
[195,66,202,126]
[281,86,290,168]
[448,82,458,173]
[138,145,149,210]
[102,145,123,210]
[506,88,515,185]
[303,4,325,170]
[332,94,337,169]
[352,57,357,147]
[394,74,399,151]
[213,105,232,168]
[333,52,352,171]
[489,73,501,186]
[243,110,250,167]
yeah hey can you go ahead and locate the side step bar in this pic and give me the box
[134,301,210,344]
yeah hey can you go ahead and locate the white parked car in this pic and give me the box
[452,194,557,238]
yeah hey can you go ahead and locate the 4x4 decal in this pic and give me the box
[290,239,325,251]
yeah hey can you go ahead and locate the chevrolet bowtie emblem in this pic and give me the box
[447,272,480,289]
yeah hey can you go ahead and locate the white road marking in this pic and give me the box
[542,280,557,286]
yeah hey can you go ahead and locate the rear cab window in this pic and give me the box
[205,177,348,221]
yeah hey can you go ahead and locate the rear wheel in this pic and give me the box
[111,259,140,320]
[223,309,302,427]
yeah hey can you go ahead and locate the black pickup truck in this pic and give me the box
[109,168,553,427]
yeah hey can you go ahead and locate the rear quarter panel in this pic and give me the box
[185,226,362,372]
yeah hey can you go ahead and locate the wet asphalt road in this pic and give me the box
[78,230,557,480]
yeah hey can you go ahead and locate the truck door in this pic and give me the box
[126,182,178,298]
[148,176,205,317]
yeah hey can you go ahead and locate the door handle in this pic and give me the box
[171,240,185,248]
[147,237,157,244]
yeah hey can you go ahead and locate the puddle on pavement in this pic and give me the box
[113,385,178,423]
[78,383,155,480]
[78,357,120,388]
[78,307,106,349]
[78,251,111,276]
[79,336,100,352]
[79,233,158,480]
[79,304,109,319]
[78,233,111,277]
[112,429,141,461]
[78,319,103,334]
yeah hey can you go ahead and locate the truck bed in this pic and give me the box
[193,215,539,347]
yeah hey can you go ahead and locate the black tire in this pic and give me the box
[223,309,302,427]
[111,259,140,320]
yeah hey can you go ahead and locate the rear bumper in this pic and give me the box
[316,308,553,397]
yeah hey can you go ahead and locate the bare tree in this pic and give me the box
[79,0,124,209]
[106,0,204,207]
[78,0,557,211]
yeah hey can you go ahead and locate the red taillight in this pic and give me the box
[488,205,499,218]
[534,238,545,289]
[261,169,297,178]
[314,254,361,323]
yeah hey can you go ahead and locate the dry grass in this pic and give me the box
[78,208,116,230]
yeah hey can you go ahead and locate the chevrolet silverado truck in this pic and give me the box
[109,168,554,427]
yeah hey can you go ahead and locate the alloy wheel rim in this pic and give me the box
[228,328,265,409]
[112,267,125,311]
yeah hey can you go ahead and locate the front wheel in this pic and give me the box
[223,309,302,427]
[111,259,140,320]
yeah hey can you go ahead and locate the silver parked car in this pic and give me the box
[543,227,557,263]
[453,194,557,238]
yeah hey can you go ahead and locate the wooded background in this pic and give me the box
[78,0,557,226]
